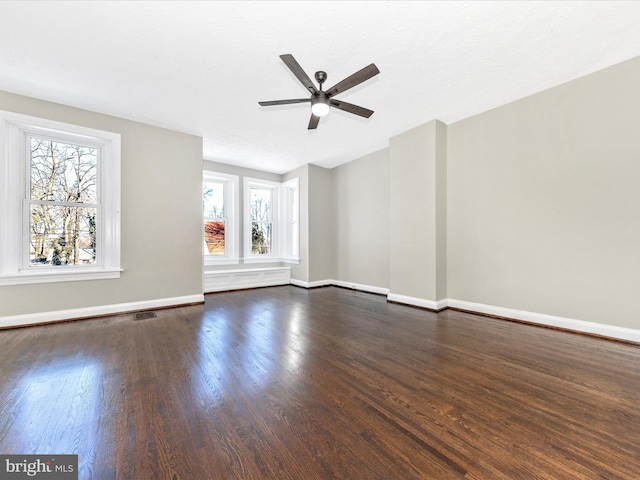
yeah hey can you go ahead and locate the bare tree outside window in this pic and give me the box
[250,188,272,254]
[29,138,97,266]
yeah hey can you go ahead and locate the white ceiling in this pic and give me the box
[1,1,640,174]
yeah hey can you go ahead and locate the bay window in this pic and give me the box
[203,172,298,265]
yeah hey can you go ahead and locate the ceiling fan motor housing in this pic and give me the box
[315,71,327,86]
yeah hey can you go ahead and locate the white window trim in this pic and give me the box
[281,177,300,264]
[0,110,121,285]
[203,171,239,265]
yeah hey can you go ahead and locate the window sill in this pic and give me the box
[241,257,299,265]
[0,268,122,286]
[243,256,286,264]
[204,257,241,266]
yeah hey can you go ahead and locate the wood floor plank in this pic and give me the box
[1,286,639,479]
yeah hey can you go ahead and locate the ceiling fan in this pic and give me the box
[258,54,380,129]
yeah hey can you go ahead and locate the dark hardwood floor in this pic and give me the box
[1,286,639,479]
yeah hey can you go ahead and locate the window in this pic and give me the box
[29,138,97,266]
[0,111,121,285]
[250,185,274,255]
[243,177,299,264]
[203,182,225,255]
[203,171,238,265]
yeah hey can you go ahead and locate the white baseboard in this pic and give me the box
[447,299,640,344]
[387,293,447,311]
[204,267,290,293]
[339,287,640,343]
[0,294,204,329]
[6,276,638,344]
[291,278,389,295]
[290,278,333,288]
[331,279,390,295]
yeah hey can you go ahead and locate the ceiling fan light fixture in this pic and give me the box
[311,95,330,117]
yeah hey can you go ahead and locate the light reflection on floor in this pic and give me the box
[11,360,103,461]
[191,296,310,403]
[242,301,277,382]
[191,309,232,404]
[284,302,307,374]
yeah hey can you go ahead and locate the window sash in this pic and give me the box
[203,172,239,265]
[251,220,273,255]
[22,134,103,270]
[204,218,225,256]
[244,178,279,261]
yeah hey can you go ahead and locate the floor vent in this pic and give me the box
[134,311,157,321]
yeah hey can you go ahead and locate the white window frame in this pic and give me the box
[244,177,279,263]
[243,176,299,264]
[0,110,121,285]
[203,171,239,265]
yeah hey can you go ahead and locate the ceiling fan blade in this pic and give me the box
[259,98,311,106]
[280,54,318,95]
[325,63,380,97]
[330,99,374,118]
[308,114,320,130]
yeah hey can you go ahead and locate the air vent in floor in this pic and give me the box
[133,311,157,321]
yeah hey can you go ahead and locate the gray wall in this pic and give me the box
[447,56,640,329]
[308,165,335,282]
[333,148,390,288]
[10,50,636,332]
[322,55,640,332]
[284,164,309,282]
[204,160,282,183]
[0,90,203,316]
[389,120,447,302]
